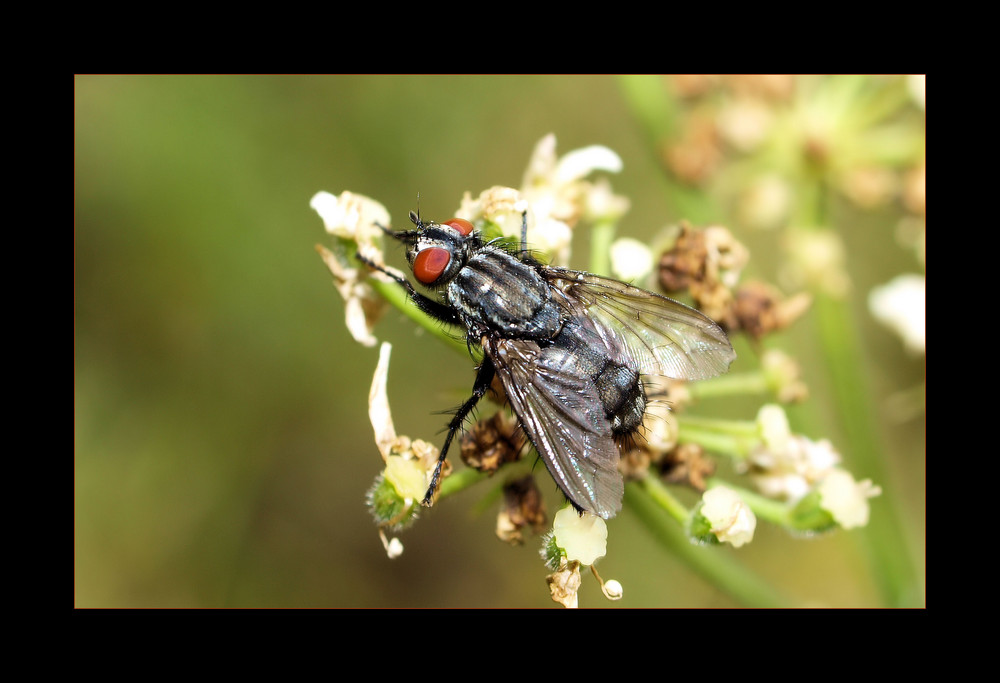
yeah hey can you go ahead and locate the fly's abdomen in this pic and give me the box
[545,317,646,436]
[594,362,645,435]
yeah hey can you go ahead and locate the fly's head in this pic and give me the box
[391,210,477,288]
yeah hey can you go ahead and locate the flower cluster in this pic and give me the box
[313,128,888,607]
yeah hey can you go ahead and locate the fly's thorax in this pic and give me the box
[446,245,564,340]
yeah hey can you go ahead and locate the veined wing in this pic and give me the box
[485,336,623,519]
[549,269,736,381]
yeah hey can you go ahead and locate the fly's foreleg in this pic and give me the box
[355,250,460,325]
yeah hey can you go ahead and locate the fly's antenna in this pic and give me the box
[410,193,424,229]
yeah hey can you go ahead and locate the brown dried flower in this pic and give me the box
[660,442,716,491]
[460,411,526,473]
[731,281,811,340]
[496,475,547,545]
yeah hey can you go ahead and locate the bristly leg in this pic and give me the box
[355,250,461,326]
[422,357,497,506]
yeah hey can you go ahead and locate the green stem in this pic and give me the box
[688,370,769,399]
[636,474,689,523]
[813,291,922,606]
[438,466,491,499]
[679,414,760,436]
[627,479,791,607]
[677,425,755,460]
[677,415,760,460]
[796,174,923,606]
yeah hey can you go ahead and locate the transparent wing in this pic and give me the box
[549,269,736,381]
[486,337,623,519]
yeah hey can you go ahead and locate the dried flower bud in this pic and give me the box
[731,281,811,339]
[658,223,709,293]
[661,442,715,491]
[661,113,721,185]
[546,560,582,609]
[659,223,748,318]
[496,475,547,545]
[460,411,526,473]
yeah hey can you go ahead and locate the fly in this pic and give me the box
[359,210,735,519]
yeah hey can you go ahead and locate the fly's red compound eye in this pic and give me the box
[442,218,474,236]
[413,247,451,284]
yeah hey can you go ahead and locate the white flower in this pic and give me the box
[552,143,623,184]
[610,237,654,282]
[552,507,608,566]
[584,177,631,225]
[756,404,792,455]
[310,190,389,245]
[868,274,925,355]
[454,136,629,268]
[700,486,756,547]
[368,342,397,457]
[521,134,628,265]
[817,469,881,529]
[750,404,842,501]
[522,134,623,189]
[312,190,394,347]
[368,343,439,500]
[316,244,386,347]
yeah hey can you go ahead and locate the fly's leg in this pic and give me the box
[422,357,496,507]
[355,250,460,325]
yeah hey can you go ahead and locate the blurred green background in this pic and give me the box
[75,75,925,607]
